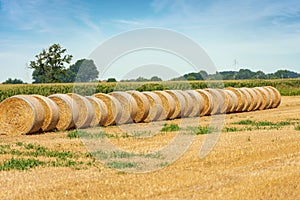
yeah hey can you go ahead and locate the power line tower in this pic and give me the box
[233,59,238,69]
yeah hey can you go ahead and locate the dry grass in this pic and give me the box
[0,96,299,199]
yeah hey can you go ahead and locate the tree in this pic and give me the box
[235,69,255,80]
[199,70,208,80]
[68,59,99,82]
[135,77,149,82]
[274,70,300,79]
[2,78,25,84]
[150,76,162,81]
[186,75,196,81]
[29,44,72,83]
[107,78,117,82]
[255,70,267,79]
[219,71,236,80]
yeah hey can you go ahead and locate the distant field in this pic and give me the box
[1,78,299,101]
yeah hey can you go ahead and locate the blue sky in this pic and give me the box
[0,0,300,82]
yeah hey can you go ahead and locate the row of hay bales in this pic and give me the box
[0,86,281,135]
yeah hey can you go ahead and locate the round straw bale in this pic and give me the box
[176,90,194,117]
[215,89,232,114]
[152,91,176,120]
[109,91,138,124]
[32,94,59,132]
[164,90,186,119]
[126,91,150,123]
[67,93,94,129]
[223,90,238,113]
[240,88,258,112]
[225,87,245,112]
[48,94,79,131]
[204,89,224,115]
[93,93,122,126]
[142,91,164,122]
[237,88,251,112]
[85,96,108,127]
[251,88,263,111]
[0,95,44,135]
[253,87,270,110]
[265,86,281,108]
[262,87,275,109]
[195,89,213,116]
[185,90,204,117]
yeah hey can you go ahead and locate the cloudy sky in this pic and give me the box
[0,0,300,82]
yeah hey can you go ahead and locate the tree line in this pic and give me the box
[171,69,300,81]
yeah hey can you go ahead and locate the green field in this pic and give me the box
[1,78,299,102]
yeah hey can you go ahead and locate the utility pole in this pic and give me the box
[233,59,238,69]
[233,59,238,80]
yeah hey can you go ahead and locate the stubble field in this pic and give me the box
[0,96,299,199]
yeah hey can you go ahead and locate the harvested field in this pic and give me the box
[0,96,299,199]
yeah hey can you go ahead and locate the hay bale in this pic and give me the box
[245,88,261,111]
[49,94,79,131]
[185,90,204,117]
[109,91,138,124]
[195,89,213,116]
[244,88,260,111]
[93,93,122,126]
[215,89,232,114]
[126,91,150,123]
[204,89,224,115]
[223,90,238,113]
[177,90,194,117]
[86,96,108,127]
[253,87,270,110]
[237,88,251,112]
[152,91,176,120]
[265,86,281,108]
[262,87,275,109]
[165,90,186,119]
[142,91,164,122]
[225,87,245,112]
[67,93,94,129]
[251,88,263,111]
[0,95,44,135]
[32,95,60,132]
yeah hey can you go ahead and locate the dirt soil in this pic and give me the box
[0,96,300,199]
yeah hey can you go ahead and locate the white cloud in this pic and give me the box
[112,19,143,26]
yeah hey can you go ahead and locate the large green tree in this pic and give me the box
[29,44,73,83]
[235,69,256,80]
[67,59,99,82]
